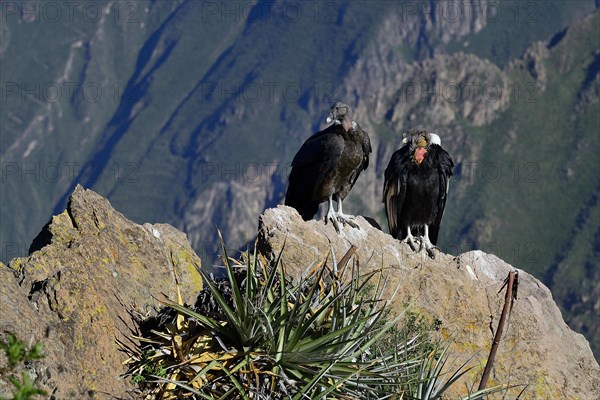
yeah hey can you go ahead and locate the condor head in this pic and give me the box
[326,102,354,132]
[402,129,441,165]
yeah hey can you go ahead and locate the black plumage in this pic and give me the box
[285,102,371,231]
[383,129,454,257]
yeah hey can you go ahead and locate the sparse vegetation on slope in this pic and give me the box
[0,333,46,400]
[123,242,506,399]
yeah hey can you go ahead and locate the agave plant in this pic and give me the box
[404,344,508,400]
[123,236,509,399]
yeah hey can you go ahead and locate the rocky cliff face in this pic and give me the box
[0,186,202,398]
[1,187,598,398]
[258,206,600,400]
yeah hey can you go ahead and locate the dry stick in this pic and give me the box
[478,270,518,391]
[338,245,358,271]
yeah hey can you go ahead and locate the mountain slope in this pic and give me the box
[1,0,598,357]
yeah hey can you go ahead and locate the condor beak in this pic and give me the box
[326,112,334,124]
[416,137,428,148]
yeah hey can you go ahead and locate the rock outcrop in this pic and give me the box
[0,185,202,398]
[1,188,598,399]
[257,206,600,400]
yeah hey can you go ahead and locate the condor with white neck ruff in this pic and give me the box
[383,129,454,258]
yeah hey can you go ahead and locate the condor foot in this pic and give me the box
[402,236,419,252]
[418,237,438,259]
[325,211,359,232]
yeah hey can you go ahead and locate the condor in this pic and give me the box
[285,102,371,232]
[383,129,454,258]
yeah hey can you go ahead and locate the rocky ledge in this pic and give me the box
[257,205,600,399]
[0,189,598,399]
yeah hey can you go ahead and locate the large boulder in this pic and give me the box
[0,185,202,398]
[257,205,600,399]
